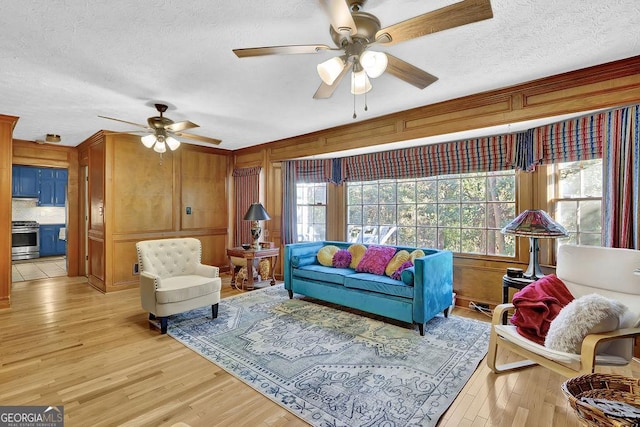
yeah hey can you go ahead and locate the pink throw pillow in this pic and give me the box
[332,249,352,268]
[391,260,413,281]
[356,245,397,275]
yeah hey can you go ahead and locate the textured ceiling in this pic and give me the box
[1,0,639,153]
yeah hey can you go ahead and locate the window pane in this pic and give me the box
[363,205,378,225]
[348,205,362,224]
[438,179,460,202]
[379,205,396,225]
[397,181,416,203]
[314,186,326,204]
[462,203,485,228]
[461,228,486,254]
[379,183,396,204]
[559,165,581,197]
[461,177,485,201]
[398,204,416,226]
[362,184,378,204]
[557,201,578,232]
[579,232,601,246]
[438,204,460,227]
[417,227,437,248]
[398,227,417,246]
[439,228,461,252]
[488,230,515,257]
[347,184,362,204]
[416,179,437,203]
[417,204,437,226]
[487,175,515,202]
[488,202,516,228]
[580,200,601,232]
[582,160,603,196]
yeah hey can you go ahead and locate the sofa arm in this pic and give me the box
[412,250,453,323]
[195,263,219,278]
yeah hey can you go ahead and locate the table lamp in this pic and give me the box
[501,209,568,279]
[244,203,271,249]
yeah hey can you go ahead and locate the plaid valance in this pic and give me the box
[283,158,342,184]
[232,166,261,177]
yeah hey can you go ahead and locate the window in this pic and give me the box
[552,159,603,248]
[296,182,326,242]
[346,170,517,256]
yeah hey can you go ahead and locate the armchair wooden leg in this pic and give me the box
[212,303,219,319]
[160,317,168,334]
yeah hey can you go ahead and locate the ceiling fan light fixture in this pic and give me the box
[153,140,167,153]
[360,50,388,78]
[166,135,180,151]
[351,70,372,95]
[317,56,345,85]
[141,134,157,148]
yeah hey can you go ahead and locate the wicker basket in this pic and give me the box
[562,374,640,426]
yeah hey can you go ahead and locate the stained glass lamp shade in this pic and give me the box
[501,209,569,279]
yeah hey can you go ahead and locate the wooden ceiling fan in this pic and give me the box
[233,0,493,99]
[99,103,222,152]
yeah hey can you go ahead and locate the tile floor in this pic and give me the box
[12,256,67,282]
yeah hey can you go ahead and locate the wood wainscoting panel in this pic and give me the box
[89,142,105,232]
[88,236,105,292]
[181,148,228,230]
[111,136,175,234]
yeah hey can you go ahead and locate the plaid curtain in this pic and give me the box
[233,167,261,246]
[603,105,640,249]
[342,134,514,181]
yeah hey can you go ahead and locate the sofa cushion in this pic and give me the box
[348,244,367,269]
[391,260,413,281]
[344,273,414,299]
[385,250,410,277]
[332,249,352,268]
[356,245,396,275]
[318,245,340,266]
[293,264,355,285]
[156,275,218,304]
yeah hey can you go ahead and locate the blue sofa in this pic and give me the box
[284,241,454,335]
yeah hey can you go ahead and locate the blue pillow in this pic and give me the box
[291,255,316,268]
[401,266,415,286]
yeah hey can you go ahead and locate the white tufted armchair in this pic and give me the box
[136,238,222,334]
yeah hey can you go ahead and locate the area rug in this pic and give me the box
[168,285,490,427]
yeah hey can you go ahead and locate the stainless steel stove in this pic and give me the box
[12,220,40,261]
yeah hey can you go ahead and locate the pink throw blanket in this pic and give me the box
[510,274,574,345]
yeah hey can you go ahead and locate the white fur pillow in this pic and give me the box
[544,293,628,354]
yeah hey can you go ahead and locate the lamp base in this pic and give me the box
[523,237,545,280]
[250,221,261,250]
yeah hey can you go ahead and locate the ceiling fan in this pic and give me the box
[233,0,493,100]
[99,103,222,153]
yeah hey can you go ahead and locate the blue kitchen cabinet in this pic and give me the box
[40,224,66,257]
[12,165,40,198]
[39,168,68,206]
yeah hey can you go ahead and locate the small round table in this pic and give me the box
[502,275,536,323]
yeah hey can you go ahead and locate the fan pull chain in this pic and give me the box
[364,90,368,112]
[352,75,357,119]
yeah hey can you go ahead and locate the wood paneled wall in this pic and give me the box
[77,132,232,293]
[233,55,640,307]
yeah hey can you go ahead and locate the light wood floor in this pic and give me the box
[1,276,638,427]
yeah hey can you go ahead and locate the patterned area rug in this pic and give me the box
[168,285,490,427]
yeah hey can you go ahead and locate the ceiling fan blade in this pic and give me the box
[375,0,493,45]
[233,44,332,58]
[313,61,353,99]
[172,131,222,145]
[319,0,357,36]
[166,120,199,132]
[98,115,149,129]
[103,130,148,135]
[385,54,438,89]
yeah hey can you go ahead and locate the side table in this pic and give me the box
[502,275,535,324]
[226,246,280,291]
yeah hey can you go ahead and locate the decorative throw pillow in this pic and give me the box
[385,250,410,277]
[401,266,415,286]
[332,249,352,269]
[356,245,397,275]
[391,260,413,281]
[317,245,339,267]
[348,244,367,269]
[409,249,425,262]
[545,293,628,354]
